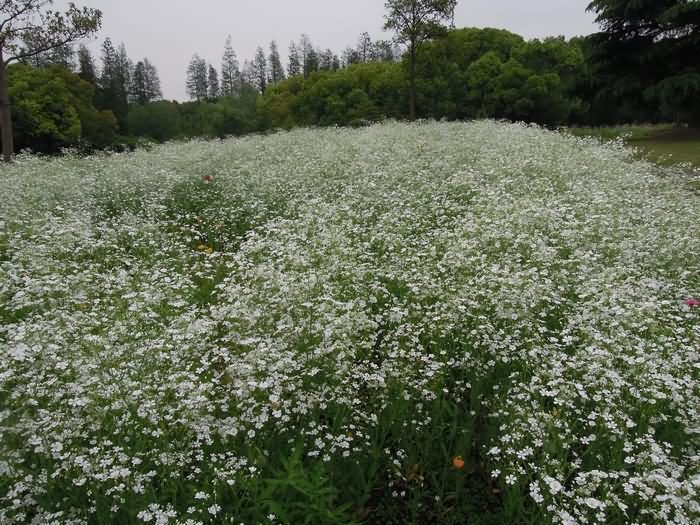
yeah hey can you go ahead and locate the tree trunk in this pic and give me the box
[0,46,14,162]
[409,39,416,122]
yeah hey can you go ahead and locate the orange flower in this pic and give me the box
[452,456,465,470]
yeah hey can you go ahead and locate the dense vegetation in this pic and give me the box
[2,122,699,524]
[3,0,698,155]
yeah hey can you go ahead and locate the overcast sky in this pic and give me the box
[54,0,599,101]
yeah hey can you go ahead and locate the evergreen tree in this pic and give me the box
[115,43,132,99]
[96,38,130,131]
[130,60,148,104]
[372,40,397,62]
[221,36,240,96]
[130,58,162,105]
[268,41,285,84]
[208,64,220,98]
[97,37,117,102]
[342,46,360,67]
[305,47,319,77]
[288,42,301,77]
[299,34,318,78]
[357,32,373,63]
[77,44,97,85]
[143,59,162,101]
[587,0,700,124]
[319,49,335,71]
[186,54,208,101]
[241,59,256,89]
[252,46,268,93]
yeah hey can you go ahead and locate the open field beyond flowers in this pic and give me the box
[1,121,699,525]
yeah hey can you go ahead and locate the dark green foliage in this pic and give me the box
[77,44,97,85]
[128,86,259,142]
[130,59,162,105]
[128,101,182,142]
[586,0,700,125]
[8,64,117,153]
[413,28,584,125]
[258,61,406,129]
[95,39,131,133]
[9,2,699,155]
[384,0,458,120]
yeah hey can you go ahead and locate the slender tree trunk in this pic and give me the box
[409,38,416,121]
[0,46,15,162]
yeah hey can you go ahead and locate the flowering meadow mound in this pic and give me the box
[1,121,699,525]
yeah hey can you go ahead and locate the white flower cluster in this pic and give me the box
[0,121,698,524]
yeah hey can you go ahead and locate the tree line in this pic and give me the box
[2,0,698,158]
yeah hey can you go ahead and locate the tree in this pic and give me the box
[208,64,219,99]
[130,58,162,105]
[143,58,162,101]
[77,44,96,85]
[0,0,101,161]
[384,0,457,120]
[9,63,116,152]
[318,48,335,71]
[96,39,130,132]
[587,0,700,124]
[252,46,267,93]
[372,40,397,62]
[288,42,301,77]
[268,40,285,84]
[128,100,181,142]
[23,39,74,69]
[221,36,240,96]
[342,46,360,67]
[299,35,319,78]
[96,38,116,107]
[357,32,373,63]
[186,54,208,101]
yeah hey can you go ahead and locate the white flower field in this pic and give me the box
[1,121,699,525]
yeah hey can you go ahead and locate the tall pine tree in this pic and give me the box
[268,41,285,84]
[221,36,240,96]
[186,54,208,101]
[130,58,162,104]
[252,46,267,93]
[77,44,97,85]
[208,64,220,99]
[97,38,131,131]
[288,42,301,77]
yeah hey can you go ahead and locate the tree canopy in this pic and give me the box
[384,0,457,120]
[0,0,102,160]
[587,0,700,124]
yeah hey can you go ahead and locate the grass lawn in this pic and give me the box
[568,125,700,168]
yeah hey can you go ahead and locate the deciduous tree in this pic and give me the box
[384,0,457,120]
[0,0,101,160]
